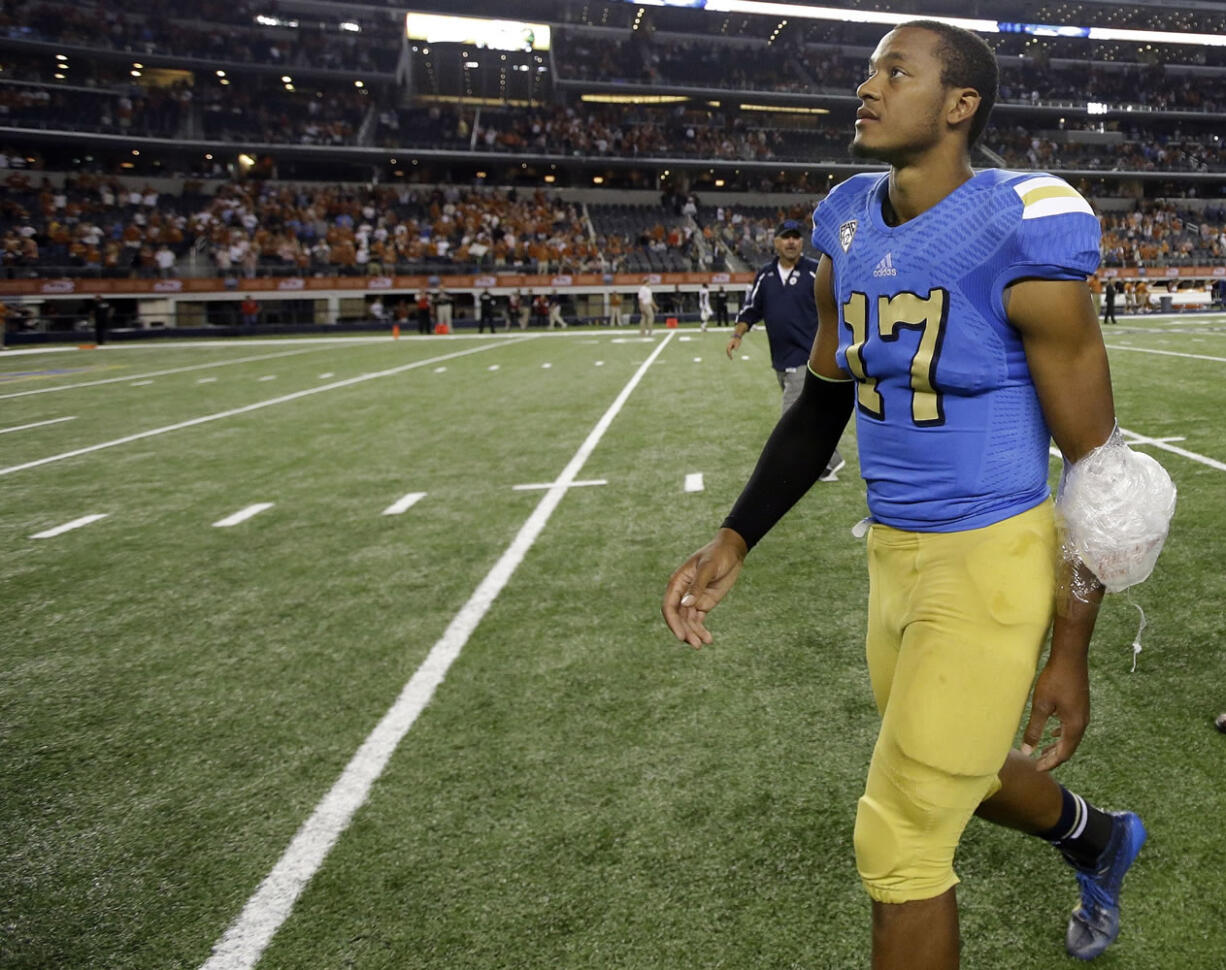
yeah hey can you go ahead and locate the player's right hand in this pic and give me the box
[661,528,748,648]
[725,335,742,359]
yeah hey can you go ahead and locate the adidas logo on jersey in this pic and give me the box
[872,252,897,277]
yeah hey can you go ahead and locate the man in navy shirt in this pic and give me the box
[727,219,844,479]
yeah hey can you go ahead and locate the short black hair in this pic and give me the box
[900,19,998,146]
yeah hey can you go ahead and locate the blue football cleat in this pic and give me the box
[1065,811,1147,960]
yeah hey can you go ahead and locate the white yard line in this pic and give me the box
[1048,427,1225,472]
[684,472,705,492]
[30,513,108,539]
[0,347,327,400]
[511,478,607,491]
[0,342,516,479]
[198,330,676,970]
[0,415,76,434]
[381,492,427,516]
[1121,426,1226,472]
[213,504,275,528]
[1107,344,1226,365]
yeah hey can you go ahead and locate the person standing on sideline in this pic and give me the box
[608,289,625,327]
[663,21,1175,970]
[532,291,550,328]
[713,285,730,328]
[415,290,432,335]
[506,290,521,330]
[478,289,498,333]
[1102,279,1118,325]
[637,277,657,337]
[519,291,533,329]
[1087,274,1103,318]
[727,218,843,479]
[1134,278,1150,314]
[434,288,453,332]
[92,295,112,344]
[240,294,259,328]
[547,290,567,328]
[698,282,713,331]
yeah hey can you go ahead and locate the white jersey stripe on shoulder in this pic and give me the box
[1014,175,1069,196]
[1021,194,1095,220]
[1013,174,1093,220]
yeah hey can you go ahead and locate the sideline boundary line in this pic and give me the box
[198,331,676,970]
[0,341,518,478]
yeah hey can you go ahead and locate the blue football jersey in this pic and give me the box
[811,170,1100,531]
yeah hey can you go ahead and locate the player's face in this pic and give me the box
[851,27,950,164]
[774,233,803,261]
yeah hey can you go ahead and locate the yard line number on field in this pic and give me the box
[198,331,677,970]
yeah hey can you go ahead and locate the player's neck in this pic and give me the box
[885,156,975,226]
[778,254,799,270]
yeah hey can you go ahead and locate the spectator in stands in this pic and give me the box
[154,244,176,278]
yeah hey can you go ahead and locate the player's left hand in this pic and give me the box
[1020,654,1090,771]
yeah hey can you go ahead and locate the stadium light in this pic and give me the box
[581,93,689,103]
[739,103,830,114]
[405,12,551,52]
[618,0,1226,47]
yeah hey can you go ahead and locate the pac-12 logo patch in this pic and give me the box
[838,219,857,253]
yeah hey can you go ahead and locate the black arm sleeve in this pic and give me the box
[721,367,855,551]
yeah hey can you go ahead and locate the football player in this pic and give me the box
[663,20,1174,969]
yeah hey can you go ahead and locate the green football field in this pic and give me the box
[2,319,1224,970]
